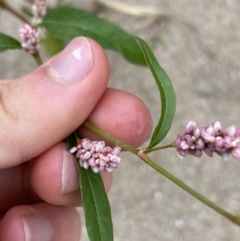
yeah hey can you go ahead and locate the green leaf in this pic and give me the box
[136,37,176,148]
[40,5,146,65]
[80,168,113,241]
[0,32,21,52]
[66,134,113,241]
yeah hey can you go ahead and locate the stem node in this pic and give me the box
[137,149,148,162]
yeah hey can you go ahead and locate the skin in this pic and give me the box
[0,37,152,241]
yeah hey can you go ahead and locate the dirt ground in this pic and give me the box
[1,0,240,240]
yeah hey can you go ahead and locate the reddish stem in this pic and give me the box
[2,1,31,25]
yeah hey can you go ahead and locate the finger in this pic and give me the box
[24,88,151,206]
[0,162,41,212]
[79,88,153,147]
[1,88,152,207]
[0,203,81,241]
[29,143,112,206]
[0,37,109,168]
[0,143,112,209]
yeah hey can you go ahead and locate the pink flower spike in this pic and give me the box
[185,120,196,133]
[92,166,100,173]
[231,140,238,148]
[206,126,214,135]
[201,132,215,143]
[110,162,118,168]
[70,137,121,173]
[110,155,121,163]
[235,128,240,137]
[203,148,213,157]
[189,149,202,158]
[225,125,236,137]
[69,146,78,153]
[83,151,91,160]
[112,146,121,155]
[212,121,222,135]
[231,147,240,160]
[32,0,47,24]
[214,121,221,130]
[106,167,113,172]
[215,137,224,148]
[83,161,89,169]
[92,153,100,159]
[184,134,194,146]
[19,24,40,54]
[175,121,240,161]
[95,159,100,165]
[180,141,189,150]
[223,136,232,149]
[88,158,96,167]
[100,160,106,166]
[195,138,204,149]
[95,141,105,152]
[82,139,92,150]
[194,128,201,139]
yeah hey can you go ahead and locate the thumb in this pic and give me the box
[0,37,109,168]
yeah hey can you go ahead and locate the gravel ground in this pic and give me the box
[1,0,240,240]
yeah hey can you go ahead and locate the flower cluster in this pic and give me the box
[19,0,47,54]
[32,0,47,24]
[19,24,40,54]
[175,121,240,161]
[70,138,121,173]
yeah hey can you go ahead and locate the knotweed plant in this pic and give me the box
[32,0,47,24]
[70,138,121,173]
[18,0,47,54]
[175,121,240,161]
[19,24,40,54]
[1,1,240,241]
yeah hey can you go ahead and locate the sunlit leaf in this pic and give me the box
[0,32,21,52]
[41,5,146,65]
[136,37,176,148]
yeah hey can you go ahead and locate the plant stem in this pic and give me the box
[144,143,175,154]
[83,121,139,155]
[83,121,240,226]
[1,1,31,25]
[138,151,240,226]
[33,52,43,66]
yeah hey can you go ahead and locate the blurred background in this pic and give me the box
[1,0,240,240]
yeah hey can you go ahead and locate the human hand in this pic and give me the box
[0,37,152,241]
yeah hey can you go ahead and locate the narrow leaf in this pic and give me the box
[66,134,113,241]
[136,37,176,148]
[0,32,21,52]
[80,168,113,241]
[41,5,146,65]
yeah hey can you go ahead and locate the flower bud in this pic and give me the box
[70,138,121,173]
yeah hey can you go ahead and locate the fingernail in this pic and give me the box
[22,214,53,241]
[50,37,93,84]
[61,147,79,195]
